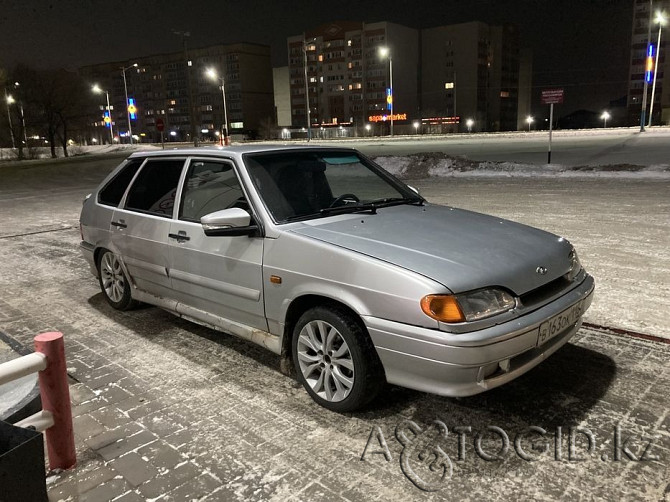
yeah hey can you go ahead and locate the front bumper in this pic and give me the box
[364,274,595,397]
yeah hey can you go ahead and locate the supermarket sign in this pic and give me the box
[368,113,407,123]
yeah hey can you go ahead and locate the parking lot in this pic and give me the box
[0,154,668,501]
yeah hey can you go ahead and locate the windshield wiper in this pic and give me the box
[319,197,424,217]
[319,203,379,216]
[367,196,425,208]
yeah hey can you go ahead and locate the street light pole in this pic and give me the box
[93,85,114,145]
[104,90,114,145]
[649,11,667,127]
[379,47,393,136]
[4,91,15,149]
[205,68,230,145]
[601,111,610,128]
[641,0,654,132]
[121,63,138,144]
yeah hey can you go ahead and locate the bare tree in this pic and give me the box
[12,65,90,158]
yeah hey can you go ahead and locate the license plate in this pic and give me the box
[537,300,584,346]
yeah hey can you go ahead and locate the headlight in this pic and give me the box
[421,288,516,323]
[565,248,582,282]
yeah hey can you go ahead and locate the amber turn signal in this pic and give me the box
[420,295,465,323]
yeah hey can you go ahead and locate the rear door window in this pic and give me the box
[124,159,185,217]
[98,159,143,207]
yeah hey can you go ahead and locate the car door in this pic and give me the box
[111,157,186,298]
[167,157,267,331]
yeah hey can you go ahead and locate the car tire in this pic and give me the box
[97,249,137,311]
[292,305,385,412]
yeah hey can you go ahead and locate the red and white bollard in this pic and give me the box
[34,332,76,470]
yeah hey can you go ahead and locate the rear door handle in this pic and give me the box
[111,221,127,229]
[168,232,190,242]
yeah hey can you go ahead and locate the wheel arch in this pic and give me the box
[279,294,371,377]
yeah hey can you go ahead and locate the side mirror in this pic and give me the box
[407,185,420,195]
[201,208,258,236]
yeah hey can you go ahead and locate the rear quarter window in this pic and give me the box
[98,159,143,207]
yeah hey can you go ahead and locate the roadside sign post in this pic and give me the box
[541,89,564,164]
[549,103,554,164]
[156,118,165,150]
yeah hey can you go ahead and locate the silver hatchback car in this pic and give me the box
[80,146,594,412]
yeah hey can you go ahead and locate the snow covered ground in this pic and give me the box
[374,153,670,180]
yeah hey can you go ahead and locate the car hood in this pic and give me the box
[288,204,573,295]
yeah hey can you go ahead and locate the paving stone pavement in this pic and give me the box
[0,266,669,501]
[0,157,668,500]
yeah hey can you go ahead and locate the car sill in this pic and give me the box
[131,288,281,354]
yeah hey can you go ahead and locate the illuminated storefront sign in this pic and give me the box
[421,116,460,125]
[368,113,407,123]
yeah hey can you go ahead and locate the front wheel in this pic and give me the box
[292,306,384,412]
[97,250,137,311]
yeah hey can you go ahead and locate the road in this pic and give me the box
[0,154,668,501]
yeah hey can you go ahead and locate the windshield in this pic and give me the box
[243,150,419,223]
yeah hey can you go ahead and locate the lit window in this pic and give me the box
[500,91,510,98]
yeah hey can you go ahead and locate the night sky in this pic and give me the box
[0,0,633,116]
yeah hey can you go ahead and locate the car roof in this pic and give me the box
[128,144,357,161]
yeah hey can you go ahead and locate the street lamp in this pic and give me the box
[379,47,393,136]
[649,11,667,127]
[92,84,114,145]
[121,63,138,144]
[11,82,28,147]
[365,123,372,136]
[4,92,15,149]
[601,111,611,128]
[413,121,419,134]
[526,115,534,131]
[205,67,230,146]
[466,118,474,133]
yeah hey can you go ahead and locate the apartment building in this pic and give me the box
[80,43,274,143]
[421,22,521,132]
[627,0,670,126]
[287,20,525,134]
[287,21,419,136]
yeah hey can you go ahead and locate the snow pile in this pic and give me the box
[374,153,670,179]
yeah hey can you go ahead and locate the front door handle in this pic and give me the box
[111,220,127,229]
[168,232,190,242]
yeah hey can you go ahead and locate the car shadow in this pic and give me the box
[87,293,615,432]
[361,342,616,429]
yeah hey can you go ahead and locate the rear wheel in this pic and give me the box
[292,306,384,412]
[97,250,136,310]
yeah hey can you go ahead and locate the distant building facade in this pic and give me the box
[287,22,419,136]
[421,22,521,133]
[273,67,291,127]
[627,0,670,126]
[80,43,274,143]
[285,20,526,135]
